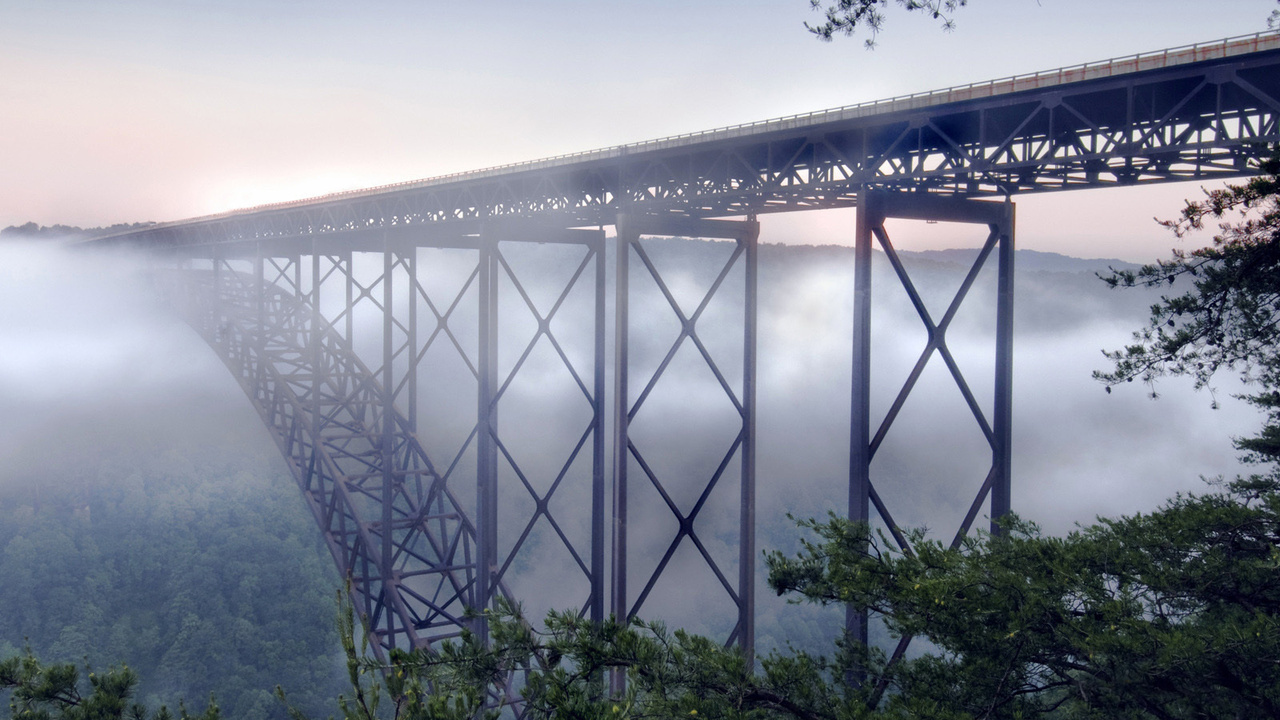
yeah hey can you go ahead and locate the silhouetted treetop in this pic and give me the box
[806,0,968,47]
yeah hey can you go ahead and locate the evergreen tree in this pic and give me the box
[307,473,1280,719]
[1097,148,1280,468]
[1,650,220,720]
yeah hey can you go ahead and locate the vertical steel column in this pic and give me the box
[309,242,325,620]
[407,247,418,435]
[345,251,354,347]
[991,199,1016,532]
[211,245,223,345]
[611,216,634,625]
[381,235,398,646]
[610,215,633,695]
[848,190,876,653]
[475,231,499,643]
[592,231,607,625]
[254,243,265,398]
[310,243,323,445]
[739,220,759,664]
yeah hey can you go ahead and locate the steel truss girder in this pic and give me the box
[167,228,609,665]
[172,195,1014,701]
[174,251,481,659]
[612,213,759,663]
[101,41,1279,252]
[847,189,1014,691]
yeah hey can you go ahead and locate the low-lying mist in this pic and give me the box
[0,228,1260,661]
[0,241,278,477]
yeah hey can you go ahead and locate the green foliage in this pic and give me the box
[806,1,1280,47]
[14,467,1280,719]
[319,476,1280,719]
[768,480,1280,718]
[0,648,218,720]
[0,440,346,719]
[1097,148,1280,466]
[806,1,968,46]
[302,598,869,720]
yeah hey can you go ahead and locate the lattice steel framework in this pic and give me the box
[100,33,1278,252]
[177,251,478,655]
[612,215,759,661]
[848,190,1014,693]
[474,223,608,640]
[98,34,1280,677]
[168,224,607,661]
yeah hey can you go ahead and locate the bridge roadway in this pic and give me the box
[99,31,1280,250]
[93,32,1280,673]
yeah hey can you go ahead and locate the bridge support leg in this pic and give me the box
[593,230,607,628]
[475,232,498,645]
[992,203,1015,529]
[611,217,631,634]
[847,193,874,657]
[381,235,400,648]
[254,244,264,400]
[611,214,759,683]
[471,222,609,649]
[847,188,1016,686]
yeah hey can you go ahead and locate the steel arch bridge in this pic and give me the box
[93,32,1280,665]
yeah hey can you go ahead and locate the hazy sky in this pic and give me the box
[2,0,1277,259]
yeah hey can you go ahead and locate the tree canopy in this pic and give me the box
[0,437,347,718]
[286,474,1278,720]
[806,0,968,46]
[1,650,220,720]
[1096,149,1280,467]
[768,480,1280,718]
[0,222,155,242]
[806,1,1280,46]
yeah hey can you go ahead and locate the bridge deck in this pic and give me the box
[248,30,1280,211]
[96,31,1280,249]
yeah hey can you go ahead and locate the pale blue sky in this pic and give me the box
[2,0,1277,259]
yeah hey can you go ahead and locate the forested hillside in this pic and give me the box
[0,426,347,718]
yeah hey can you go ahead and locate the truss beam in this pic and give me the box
[166,227,607,663]
[169,259,480,658]
[100,39,1279,252]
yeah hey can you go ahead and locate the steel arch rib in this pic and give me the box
[165,266,481,659]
